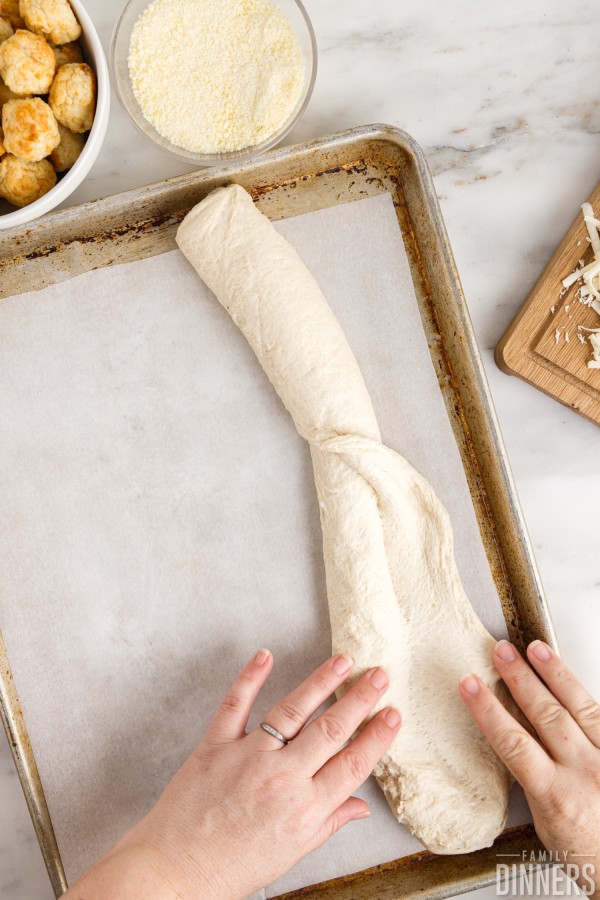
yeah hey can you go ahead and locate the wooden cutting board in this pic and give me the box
[496,181,600,425]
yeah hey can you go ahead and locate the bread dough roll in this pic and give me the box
[0,15,13,42]
[0,28,55,95]
[0,152,55,205]
[48,121,83,171]
[0,0,23,29]
[51,39,82,69]
[2,96,60,161]
[20,0,81,45]
[49,62,95,132]
[176,184,511,854]
[0,74,18,109]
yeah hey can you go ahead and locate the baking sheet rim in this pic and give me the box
[0,123,553,899]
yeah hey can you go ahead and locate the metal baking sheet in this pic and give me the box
[0,124,556,899]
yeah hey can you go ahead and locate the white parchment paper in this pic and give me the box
[0,193,530,897]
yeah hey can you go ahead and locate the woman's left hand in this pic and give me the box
[64,649,401,899]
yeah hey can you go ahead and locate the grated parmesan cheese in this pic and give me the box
[128,0,305,154]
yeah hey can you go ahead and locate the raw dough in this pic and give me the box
[176,184,511,854]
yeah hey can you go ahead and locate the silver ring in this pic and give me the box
[260,722,289,745]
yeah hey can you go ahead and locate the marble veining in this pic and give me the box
[1,1,598,898]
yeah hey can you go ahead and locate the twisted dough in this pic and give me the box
[176,184,510,854]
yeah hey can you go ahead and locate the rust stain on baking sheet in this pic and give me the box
[249,159,369,200]
[387,171,517,639]
[11,212,186,265]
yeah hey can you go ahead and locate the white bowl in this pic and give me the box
[0,0,110,230]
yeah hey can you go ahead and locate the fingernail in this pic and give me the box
[332,654,353,675]
[369,667,388,690]
[354,808,371,820]
[254,648,270,666]
[383,707,401,728]
[529,640,551,661]
[495,640,516,662]
[460,674,480,695]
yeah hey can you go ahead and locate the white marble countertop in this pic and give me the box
[1,1,598,897]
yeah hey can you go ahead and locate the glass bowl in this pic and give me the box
[110,0,317,166]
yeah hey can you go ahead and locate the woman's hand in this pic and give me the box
[65,650,401,900]
[459,639,600,897]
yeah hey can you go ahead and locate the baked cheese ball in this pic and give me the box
[0,29,55,94]
[0,151,55,205]
[0,74,17,107]
[0,0,24,28]
[52,38,81,67]
[0,15,13,41]
[3,95,59,160]
[49,61,94,132]
[20,0,81,46]
[0,127,5,154]
[48,120,81,170]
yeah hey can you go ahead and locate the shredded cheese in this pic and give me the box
[589,332,600,368]
[128,0,304,154]
[561,201,600,369]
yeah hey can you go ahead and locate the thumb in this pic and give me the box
[307,797,370,854]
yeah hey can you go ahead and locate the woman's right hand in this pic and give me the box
[460,639,600,898]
